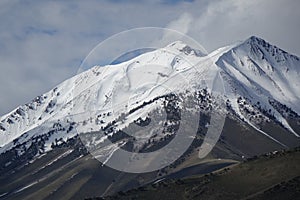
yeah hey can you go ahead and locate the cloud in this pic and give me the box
[0,0,192,115]
[166,12,193,35]
[150,13,195,48]
[187,0,300,54]
[0,0,299,115]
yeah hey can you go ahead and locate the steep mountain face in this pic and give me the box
[217,36,300,136]
[1,36,300,200]
[0,36,299,167]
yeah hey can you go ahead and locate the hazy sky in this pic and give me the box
[0,0,299,115]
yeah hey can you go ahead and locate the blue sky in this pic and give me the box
[0,0,299,115]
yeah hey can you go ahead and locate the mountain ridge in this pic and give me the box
[0,35,299,155]
[0,36,300,199]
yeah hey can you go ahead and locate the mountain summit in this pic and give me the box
[0,36,299,158]
[1,36,300,199]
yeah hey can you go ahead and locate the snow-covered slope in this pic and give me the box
[216,36,300,136]
[0,36,299,156]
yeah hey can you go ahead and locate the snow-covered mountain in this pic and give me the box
[0,36,299,159]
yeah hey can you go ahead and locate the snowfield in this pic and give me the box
[0,36,299,155]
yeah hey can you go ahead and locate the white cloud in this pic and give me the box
[150,13,196,48]
[187,0,300,54]
[166,12,193,34]
[0,0,299,115]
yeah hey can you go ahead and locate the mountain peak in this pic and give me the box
[247,35,264,43]
[233,35,300,64]
[167,40,188,49]
[244,36,275,51]
[1,36,300,156]
[166,40,206,57]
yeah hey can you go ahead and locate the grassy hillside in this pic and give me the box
[1,114,299,200]
[97,147,300,200]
